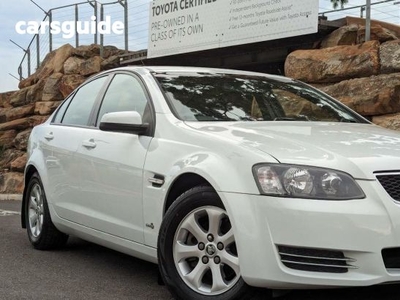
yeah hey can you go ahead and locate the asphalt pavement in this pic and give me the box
[2,200,400,300]
[0,200,172,300]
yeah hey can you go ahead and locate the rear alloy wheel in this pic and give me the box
[28,182,44,239]
[25,173,68,250]
[158,186,253,300]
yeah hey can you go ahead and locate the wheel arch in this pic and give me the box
[21,164,39,228]
[163,172,213,215]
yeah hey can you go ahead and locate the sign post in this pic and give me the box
[365,0,371,41]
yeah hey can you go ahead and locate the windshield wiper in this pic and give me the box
[274,116,310,121]
[339,118,358,123]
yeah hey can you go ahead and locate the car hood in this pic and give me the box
[185,121,400,179]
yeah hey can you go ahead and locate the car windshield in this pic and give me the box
[154,72,366,123]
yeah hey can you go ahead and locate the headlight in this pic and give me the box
[252,164,365,200]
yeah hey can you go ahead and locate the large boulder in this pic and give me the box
[59,74,86,98]
[0,104,34,123]
[64,57,85,75]
[0,118,31,132]
[373,113,400,131]
[0,172,24,194]
[9,88,29,107]
[0,149,25,170]
[35,44,74,80]
[321,24,398,49]
[320,73,400,116]
[18,74,37,89]
[103,45,125,58]
[26,79,46,103]
[0,91,15,108]
[29,115,49,127]
[80,56,103,76]
[73,44,100,59]
[73,44,124,59]
[357,25,398,44]
[0,130,17,149]
[65,56,103,76]
[35,101,62,116]
[14,129,32,151]
[42,73,64,101]
[101,55,120,71]
[285,41,380,83]
[0,116,48,132]
[320,24,359,48]
[10,153,27,173]
[380,40,400,74]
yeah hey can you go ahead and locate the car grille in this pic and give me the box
[382,248,400,269]
[277,245,357,274]
[376,174,400,201]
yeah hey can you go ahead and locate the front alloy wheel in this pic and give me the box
[158,186,253,300]
[173,206,240,295]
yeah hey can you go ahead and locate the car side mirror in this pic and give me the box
[99,111,149,135]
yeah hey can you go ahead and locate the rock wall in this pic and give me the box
[285,23,400,130]
[0,44,124,194]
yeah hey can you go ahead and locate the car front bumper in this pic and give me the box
[220,180,400,289]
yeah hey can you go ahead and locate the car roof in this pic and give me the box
[107,66,294,82]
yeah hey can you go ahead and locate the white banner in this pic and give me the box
[147,0,319,58]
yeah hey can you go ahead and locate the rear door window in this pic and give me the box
[61,76,108,127]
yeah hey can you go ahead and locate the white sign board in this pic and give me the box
[147,0,319,58]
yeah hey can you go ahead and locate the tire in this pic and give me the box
[158,186,255,300]
[25,172,68,250]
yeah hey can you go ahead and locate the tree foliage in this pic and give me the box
[331,0,349,9]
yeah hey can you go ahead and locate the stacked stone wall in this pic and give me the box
[285,24,400,129]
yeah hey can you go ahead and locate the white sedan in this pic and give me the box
[21,66,400,299]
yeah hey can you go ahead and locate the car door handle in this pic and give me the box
[82,139,97,149]
[44,133,54,141]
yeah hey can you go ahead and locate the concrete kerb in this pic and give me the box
[0,194,22,201]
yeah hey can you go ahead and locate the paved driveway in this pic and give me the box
[1,200,400,300]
